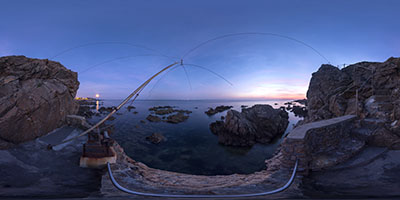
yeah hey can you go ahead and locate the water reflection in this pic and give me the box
[96,100,99,111]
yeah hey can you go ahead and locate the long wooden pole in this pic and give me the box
[48,62,178,149]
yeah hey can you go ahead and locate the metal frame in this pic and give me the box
[107,159,298,198]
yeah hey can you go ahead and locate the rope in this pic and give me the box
[107,159,298,198]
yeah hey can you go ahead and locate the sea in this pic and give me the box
[87,99,302,175]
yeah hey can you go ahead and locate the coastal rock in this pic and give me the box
[306,57,400,123]
[99,106,116,113]
[146,115,161,122]
[205,105,233,116]
[145,133,165,144]
[0,56,79,144]
[292,105,308,118]
[165,112,189,124]
[127,106,135,111]
[210,104,289,146]
[304,57,400,149]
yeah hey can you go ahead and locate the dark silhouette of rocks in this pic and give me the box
[210,104,289,146]
[154,107,175,115]
[0,56,79,145]
[146,133,165,144]
[165,112,189,124]
[205,105,233,116]
[146,114,161,122]
[294,99,307,106]
[292,105,308,118]
[147,106,192,123]
[127,106,136,111]
[98,106,116,114]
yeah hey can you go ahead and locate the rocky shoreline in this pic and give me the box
[1,56,400,198]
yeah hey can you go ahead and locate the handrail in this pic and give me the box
[106,159,298,198]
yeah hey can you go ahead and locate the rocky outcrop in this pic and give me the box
[0,56,79,145]
[146,133,165,144]
[292,105,307,118]
[165,112,189,124]
[146,114,161,122]
[305,57,400,149]
[306,57,400,123]
[210,105,289,146]
[205,105,233,116]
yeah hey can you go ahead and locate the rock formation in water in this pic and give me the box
[146,114,161,122]
[165,112,189,124]
[205,105,233,116]
[145,133,165,144]
[0,56,79,146]
[210,104,289,146]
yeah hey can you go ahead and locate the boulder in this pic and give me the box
[205,105,233,116]
[146,133,165,144]
[292,105,308,118]
[164,112,189,124]
[210,104,289,146]
[0,56,79,144]
[146,115,161,122]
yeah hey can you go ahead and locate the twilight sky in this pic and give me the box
[1,0,399,100]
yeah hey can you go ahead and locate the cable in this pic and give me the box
[184,63,233,86]
[49,42,178,61]
[181,32,330,64]
[79,54,171,74]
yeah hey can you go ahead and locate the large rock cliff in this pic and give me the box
[305,57,400,148]
[306,58,400,123]
[0,56,79,145]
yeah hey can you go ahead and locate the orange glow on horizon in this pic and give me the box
[232,92,306,100]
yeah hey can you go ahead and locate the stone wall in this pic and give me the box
[266,115,363,173]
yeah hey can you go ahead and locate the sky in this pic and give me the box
[1,0,400,100]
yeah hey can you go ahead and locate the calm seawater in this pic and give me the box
[88,99,301,175]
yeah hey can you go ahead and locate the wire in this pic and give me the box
[49,42,178,61]
[79,54,171,74]
[181,32,330,64]
[182,64,192,91]
[184,63,233,86]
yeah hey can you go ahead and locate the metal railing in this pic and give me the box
[106,159,298,198]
